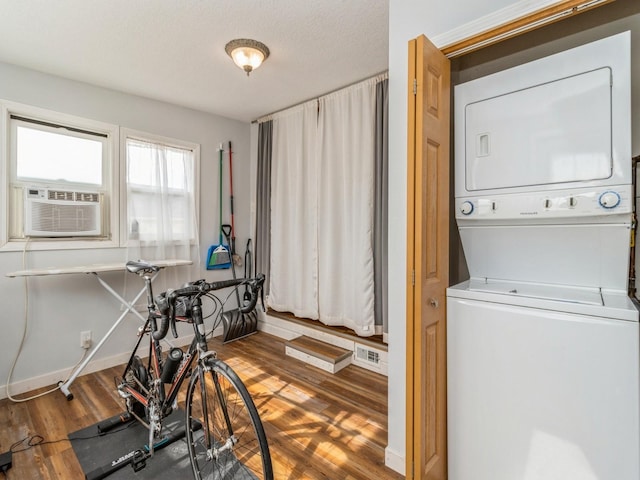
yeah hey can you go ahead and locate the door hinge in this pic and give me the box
[412,270,415,286]
[413,78,417,95]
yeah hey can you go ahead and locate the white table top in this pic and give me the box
[6,259,193,277]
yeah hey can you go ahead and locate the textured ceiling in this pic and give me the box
[0,0,389,122]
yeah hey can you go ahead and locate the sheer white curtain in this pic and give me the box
[268,101,319,319]
[125,136,199,291]
[317,79,377,335]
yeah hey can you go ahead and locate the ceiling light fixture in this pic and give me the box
[225,39,270,76]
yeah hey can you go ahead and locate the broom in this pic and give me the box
[206,146,231,270]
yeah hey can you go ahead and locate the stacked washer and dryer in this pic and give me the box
[447,32,639,480]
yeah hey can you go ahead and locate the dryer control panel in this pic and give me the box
[455,185,633,221]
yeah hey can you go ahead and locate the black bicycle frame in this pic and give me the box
[120,293,208,420]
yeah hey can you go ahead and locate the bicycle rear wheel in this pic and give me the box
[185,358,273,479]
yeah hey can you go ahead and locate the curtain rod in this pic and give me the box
[251,70,388,124]
[11,114,109,138]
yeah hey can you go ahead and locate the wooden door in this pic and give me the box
[406,34,450,480]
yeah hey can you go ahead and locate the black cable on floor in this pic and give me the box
[9,420,136,454]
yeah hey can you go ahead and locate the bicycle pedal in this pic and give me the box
[131,449,147,472]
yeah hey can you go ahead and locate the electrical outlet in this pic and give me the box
[80,330,92,349]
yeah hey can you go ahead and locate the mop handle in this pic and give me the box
[229,141,236,255]
[219,146,224,244]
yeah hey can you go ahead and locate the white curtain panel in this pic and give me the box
[317,78,377,335]
[125,138,199,292]
[268,101,320,319]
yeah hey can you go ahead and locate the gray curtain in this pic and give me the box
[255,120,273,294]
[374,78,389,335]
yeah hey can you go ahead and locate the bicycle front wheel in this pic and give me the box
[185,358,273,480]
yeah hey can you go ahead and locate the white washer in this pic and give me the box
[448,281,639,480]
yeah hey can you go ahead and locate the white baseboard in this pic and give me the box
[260,314,352,350]
[0,333,198,401]
[0,350,130,401]
[257,316,301,341]
[385,446,405,476]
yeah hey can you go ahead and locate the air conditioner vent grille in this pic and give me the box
[48,190,74,201]
[30,202,98,233]
[75,191,99,203]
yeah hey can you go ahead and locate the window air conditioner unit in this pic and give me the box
[24,187,102,237]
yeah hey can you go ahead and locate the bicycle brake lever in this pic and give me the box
[170,317,178,338]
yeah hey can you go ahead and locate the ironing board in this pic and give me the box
[6,259,192,400]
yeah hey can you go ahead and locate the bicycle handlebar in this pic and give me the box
[153,274,265,341]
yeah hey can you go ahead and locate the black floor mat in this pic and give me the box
[69,409,192,479]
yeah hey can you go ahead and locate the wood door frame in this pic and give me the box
[406,37,419,480]
[440,0,615,57]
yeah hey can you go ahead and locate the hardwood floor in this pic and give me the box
[0,332,404,479]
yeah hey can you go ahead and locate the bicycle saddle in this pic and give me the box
[126,260,160,274]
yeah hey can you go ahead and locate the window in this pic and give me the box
[1,102,199,252]
[3,105,117,247]
[13,118,106,186]
[123,131,199,247]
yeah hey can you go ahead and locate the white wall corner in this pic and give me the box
[432,0,567,48]
[385,446,405,476]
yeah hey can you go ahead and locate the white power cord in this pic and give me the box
[5,239,88,403]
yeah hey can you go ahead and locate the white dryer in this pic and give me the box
[447,31,639,480]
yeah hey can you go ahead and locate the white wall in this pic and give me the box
[386,0,555,472]
[0,61,252,398]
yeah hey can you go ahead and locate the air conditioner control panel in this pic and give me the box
[455,185,633,220]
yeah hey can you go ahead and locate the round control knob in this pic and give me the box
[598,191,621,209]
[460,201,474,215]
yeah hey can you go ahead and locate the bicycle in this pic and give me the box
[113,260,273,479]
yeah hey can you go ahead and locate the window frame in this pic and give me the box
[11,116,109,188]
[119,127,200,248]
[0,101,120,251]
